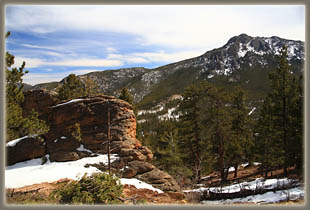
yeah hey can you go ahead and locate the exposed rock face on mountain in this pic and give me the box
[7,92,180,192]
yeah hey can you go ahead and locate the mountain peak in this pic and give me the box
[226,33,252,45]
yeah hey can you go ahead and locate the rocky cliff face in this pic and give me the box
[7,90,180,192]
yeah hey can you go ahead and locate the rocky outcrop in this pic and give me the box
[7,136,46,166]
[21,89,58,120]
[7,93,180,192]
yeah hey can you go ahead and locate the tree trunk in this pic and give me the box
[282,69,288,177]
[234,163,238,178]
[107,102,111,175]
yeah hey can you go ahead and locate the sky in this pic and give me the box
[5,5,305,85]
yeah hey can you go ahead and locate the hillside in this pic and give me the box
[31,33,304,109]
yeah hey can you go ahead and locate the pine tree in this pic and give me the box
[178,81,214,183]
[119,88,134,105]
[84,76,100,97]
[58,74,86,100]
[256,46,302,176]
[155,122,183,175]
[255,97,284,177]
[268,46,301,175]
[5,32,49,142]
[202,87,233,182]
[230,86,254,177]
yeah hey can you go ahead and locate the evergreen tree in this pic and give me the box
[5,32,49,142]
[84,76,100,96]
[178,81,214,183]
[201,87,233,182]
[293,75,303,172]
[119,88,134,105]
[155,122,183,175]
[230,87,254,177]
[268,46,301,175]
[58,74,86,100]
[255,97,284,177]
[256,46,302,176]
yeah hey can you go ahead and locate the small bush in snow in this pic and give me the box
[51,173,123,204]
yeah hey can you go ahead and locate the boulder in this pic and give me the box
[122,168,137,178]
[127,161,155,174]
[49,151,80,162]
[136,168,181,192]
[7,136,46,165]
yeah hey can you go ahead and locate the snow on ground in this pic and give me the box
[184,176,304,204]
[5,154,118,189]
[5,153,163,193]
[158,107,179,121]
[120,178,163,193]
[184,177,298,194]
[137,106,164,116]
[201,187,304,205]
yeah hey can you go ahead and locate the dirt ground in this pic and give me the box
[6,179,187,205]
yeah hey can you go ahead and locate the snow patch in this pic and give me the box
[5,154,119,188]
[248,107,256,115]
[184,177,297,194]
[52,99,84,108]
[76,144,93,153]
[201,187,304,205]
[138,106,164,116]
[120,178,163,193]
[6,135,38,147]
[6,136,29,147]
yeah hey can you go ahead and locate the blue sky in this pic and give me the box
[5,5,305,85]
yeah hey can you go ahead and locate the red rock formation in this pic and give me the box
[21,89,58,120]
[7,93,180,192]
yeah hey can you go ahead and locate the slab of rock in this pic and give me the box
[7,136,46,166]
[49,151,80,162]
[135,168,181,192]
[127,161,155,174]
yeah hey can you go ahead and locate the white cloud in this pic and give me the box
[49,58,123,67]
[106,47,117,53]
[107,49,204,65]
[131,50,203,63]
[13,57,45,68]
[23,73,64,85]
[6,5,305,51]
[13,56,124,68]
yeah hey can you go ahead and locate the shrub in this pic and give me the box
[51,173,123,204]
